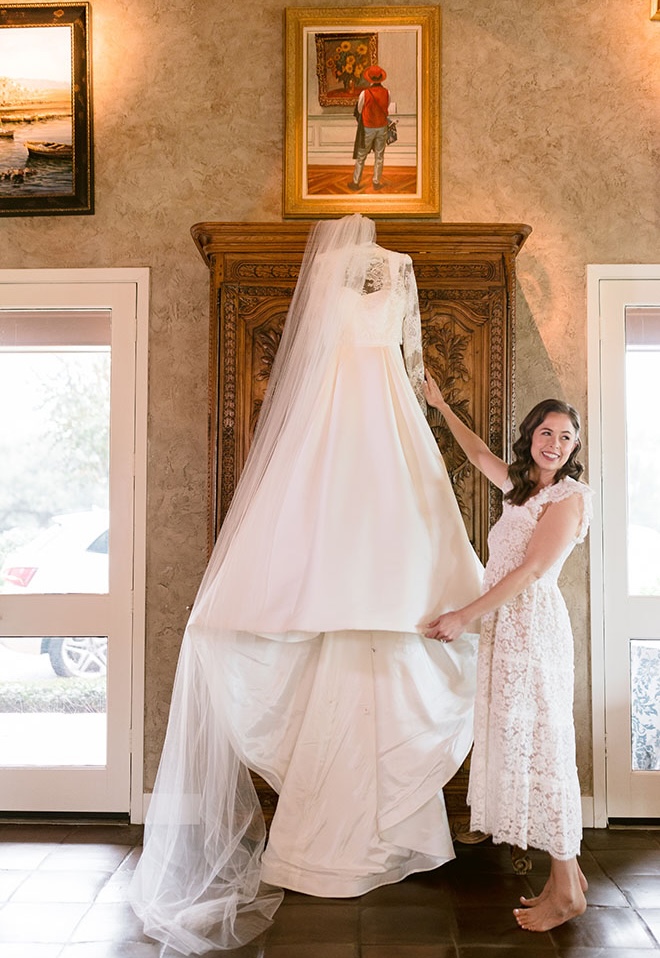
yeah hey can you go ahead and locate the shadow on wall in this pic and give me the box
[513,283,566,420]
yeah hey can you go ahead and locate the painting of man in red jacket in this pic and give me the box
[349,65,390,191]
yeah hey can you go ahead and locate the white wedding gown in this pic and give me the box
[130,217,483,955]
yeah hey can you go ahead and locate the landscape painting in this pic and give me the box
[0,3,92,216]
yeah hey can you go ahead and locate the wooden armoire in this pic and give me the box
[191,220,531,840]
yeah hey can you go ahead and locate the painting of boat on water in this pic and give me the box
[0,3,92,216]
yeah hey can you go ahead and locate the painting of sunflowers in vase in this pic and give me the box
[315,33,377,107]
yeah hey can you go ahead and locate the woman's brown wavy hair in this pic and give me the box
[505,399,584,506]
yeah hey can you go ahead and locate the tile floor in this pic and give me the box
[0,822,658,957]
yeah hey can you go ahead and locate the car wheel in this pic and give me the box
[47,637,108,678]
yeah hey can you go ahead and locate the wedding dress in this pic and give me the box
[130,214,483,955]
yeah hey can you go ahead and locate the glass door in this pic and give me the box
[597,276,660,819]
[0,279,143,814]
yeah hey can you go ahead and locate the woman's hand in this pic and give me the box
[422,371,447,411]
[424,608,469,643]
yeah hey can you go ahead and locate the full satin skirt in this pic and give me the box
[130,342,483,954]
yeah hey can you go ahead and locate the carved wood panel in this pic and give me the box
[192,220,531,836]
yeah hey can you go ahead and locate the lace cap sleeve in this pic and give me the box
[532,478,593,542]
[401,255,426,411]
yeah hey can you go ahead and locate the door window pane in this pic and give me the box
[0,310,110,595]
[631,639,660,771]
[0,635,107,766]
[626,308,660,596]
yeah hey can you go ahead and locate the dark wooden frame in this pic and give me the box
[0,3,93,217]
[191,220,531,561]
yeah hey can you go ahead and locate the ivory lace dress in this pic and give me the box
[467,477,592,860]
[130,216,483,955]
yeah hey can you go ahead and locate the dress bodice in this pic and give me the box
[340,283,405,348]
[336,246,425,408]
[485,477,592,589]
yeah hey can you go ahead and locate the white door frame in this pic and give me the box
[587,263,660,827]
[0,268,148,823]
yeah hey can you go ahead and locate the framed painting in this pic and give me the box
[315,32,378,106]
[284,6,441,217]
[652,0,660,19]
[0,2,93,217]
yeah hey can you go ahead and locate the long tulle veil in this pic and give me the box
[130,215,380,955]
[196,213,377,594]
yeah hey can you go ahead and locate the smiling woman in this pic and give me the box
[423,375,593,934]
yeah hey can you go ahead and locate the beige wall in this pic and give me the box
[1,0,657,793]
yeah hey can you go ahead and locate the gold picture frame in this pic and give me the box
[652,0,660,19]
[284,6,441,217]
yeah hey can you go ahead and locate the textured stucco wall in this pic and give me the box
[1,0,657,795]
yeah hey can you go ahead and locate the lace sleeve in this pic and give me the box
[401,256,426,411]
[532,478,594,542]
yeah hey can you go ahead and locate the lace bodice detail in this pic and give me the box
[484,477,593,590]
[340,249,425,408]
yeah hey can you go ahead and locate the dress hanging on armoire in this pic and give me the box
[130,214,483,955]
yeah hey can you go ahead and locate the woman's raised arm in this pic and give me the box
[423,372,509,489]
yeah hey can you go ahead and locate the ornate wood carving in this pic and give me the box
[193,220,531,837]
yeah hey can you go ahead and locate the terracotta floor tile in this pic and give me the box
[94,870,134,903]
[458,946,555,957]
[10,868,111,902]
[0,868,29,900]
[549,905,657,949]
[0,945,63,958]
[616,875,660,908]
[59,944,161,958]
[263,946,359,958]
[442,871,536,908]
[66,824,144,845]
[38,843,132,872]
[592,849,660,881]
[359,868,454,907]
[639,908,660,945]
[555,950,660,958]
[0,823,74,843]
[266,903,360,944]
[0,842,56,870]
[582,828,660,851]
[0,824,659,953]
[115,846,143,871]
[69,901,152,943]
[453,905,556,949]
[362,946,456,957]
[359,904,455,944]
[0,901,89,943]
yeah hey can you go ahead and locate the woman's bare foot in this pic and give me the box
[514,888,586,931]
[514,856,587,931]
[519,864,588,907]
[519,879,550,908]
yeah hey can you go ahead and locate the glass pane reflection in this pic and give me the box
[626,308,660,596]
[0,311,110,596]
[0,635,107,767]
[631,639,660,771]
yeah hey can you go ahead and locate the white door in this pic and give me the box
[589,268,660,821]
[0,272,147,817]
